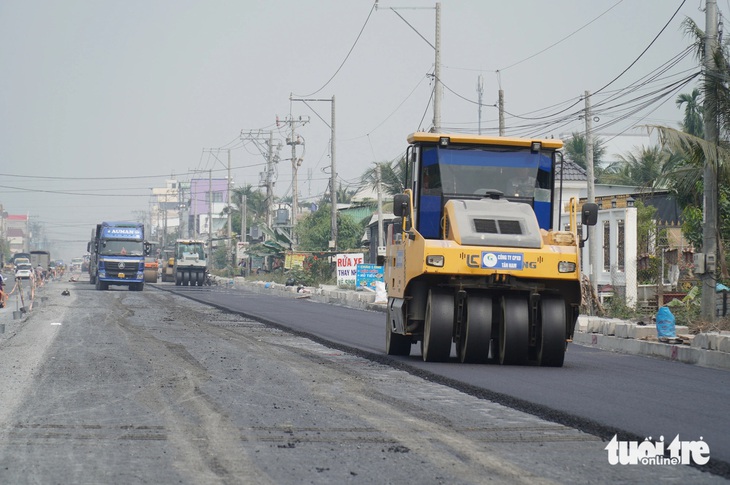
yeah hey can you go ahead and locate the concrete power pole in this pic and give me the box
[290,121,300,237]
[289,96,336,250]
[498,90,505,136]
[241,194,246,244]
[376,164,384,264]
[378,2,442,133]
[267,131,275,230]
[702,0,719,321]
[239,129,280,234]
[281,105,309,242]
[330,95,338,251]
[208,169,213,270]
[227,149,232,266]
[432,2,442,132]
[241,193,246,276]
[477,75,483,135]
[585,91,598,297]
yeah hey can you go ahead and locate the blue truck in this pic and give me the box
[87,221,149,291]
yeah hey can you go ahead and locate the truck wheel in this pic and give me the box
[183,271,189,286]
[386,305,411,356]
[499,295,529,365]
[175,271,182,286]
[421,288,453,362]
[538,296,567,367]
[190,271,198,286]
[458,293,492,364]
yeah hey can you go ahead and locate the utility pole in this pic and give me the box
[279,107,309,242]
[241,194,246,244]
[702,0,719,321]
[178,184,185,240]
[290,125,301,241]
[240,129,281,233]
[163,191,168,250]
[585,90,598,297]
[331,96,338,251]
[477,75,483,135]
[290,95,337,250]
[432,2,442,132]
[208,169,213,270]
[498,89,505,136]
[227,149,232,258]
[377,2,441,132]
[241,193,246,276]
[266,131,275,229]
[376,164,384,264]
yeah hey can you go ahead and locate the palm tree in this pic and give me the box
[360,155,408,196]
[651,15,730,280]
[563,132,608,175]
[676,88,704,137]
[652,16,730,206]
[230,185,270,240]
[232,185,269,221]
[336,184,356,204]
[601,145,670,192]
[318,183,356,205]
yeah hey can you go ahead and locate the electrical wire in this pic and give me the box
[496,0,626,73]
[418,83,435,132]
[475,0,692,125]
[293,1,377,98]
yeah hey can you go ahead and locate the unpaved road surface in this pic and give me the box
[0,279,722,484]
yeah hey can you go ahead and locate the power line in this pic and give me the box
[496,0,626,73]
[293,1,377,98]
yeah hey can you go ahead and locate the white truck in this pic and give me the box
[173,240,207,286]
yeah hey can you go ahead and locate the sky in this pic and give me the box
[0,0,713,261]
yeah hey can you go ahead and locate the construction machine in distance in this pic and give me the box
[161,256,175,282]
[385,132,598,366]
[173,239,207,286]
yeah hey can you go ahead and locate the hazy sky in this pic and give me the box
[0,0,709,260]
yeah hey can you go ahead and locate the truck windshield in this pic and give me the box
[100,240,145,256]
[177,243,205,259]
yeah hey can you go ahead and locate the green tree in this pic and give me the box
[313,182,357,206]
[296,204,365,251]
[230,185,269,241]
[676,88,704,137]
[601,145,670,191]
[563,132,607,174]
[360,156,408,197]
[652,17,730,250]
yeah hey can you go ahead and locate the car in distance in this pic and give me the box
[15,265,33,280]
